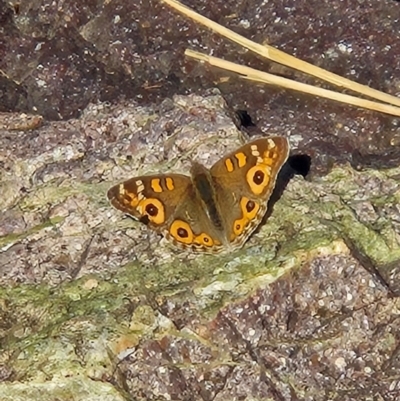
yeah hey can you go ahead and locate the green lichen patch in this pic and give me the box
[0,377,126,401]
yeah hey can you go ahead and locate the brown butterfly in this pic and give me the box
[107,137,289,253]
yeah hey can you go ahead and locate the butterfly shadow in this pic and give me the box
[261,153,311,226]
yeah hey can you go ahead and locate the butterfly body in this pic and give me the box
[107,137,289,253]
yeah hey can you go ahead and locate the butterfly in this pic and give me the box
[107,137,289,253]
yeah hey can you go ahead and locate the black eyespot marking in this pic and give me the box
[145,203,158,216]
[177,228,189,238]
[246,200,255,212]
[253,170,265,185]
[204,237,209,243]
[235,223,242,231]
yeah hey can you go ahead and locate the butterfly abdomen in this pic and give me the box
[191,163,225,233]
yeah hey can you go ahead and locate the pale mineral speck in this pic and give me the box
[239,19,250,29]
[83,278,99,290]
[334,357,347,370]
[37,79,47,88]
[338,41,353,54]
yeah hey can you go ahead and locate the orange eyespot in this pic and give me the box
[194,233,214,247]
[138,198,165,224]
[169,220,194,244]
[240,197,260,220]
[233,218,246,236]
[246,165,270,195]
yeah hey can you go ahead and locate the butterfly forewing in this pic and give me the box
[107,174,192,231]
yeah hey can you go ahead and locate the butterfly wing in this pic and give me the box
[209,137,290,248]
[107,173,193,232]
[108,172,226,252]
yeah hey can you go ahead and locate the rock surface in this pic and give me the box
[1,0,400,400]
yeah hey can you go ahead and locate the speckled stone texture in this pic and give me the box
[1,0,400,400]
[1,0,400,172]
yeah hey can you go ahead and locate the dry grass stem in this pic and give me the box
[161,0,400,115]
[186,49,400,117]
